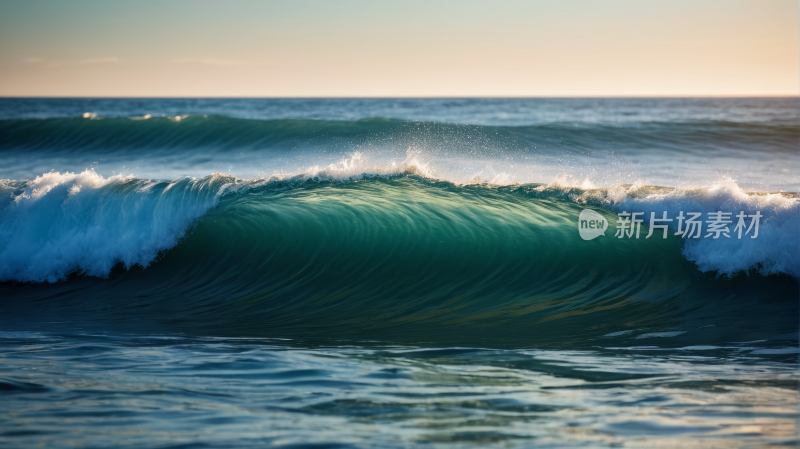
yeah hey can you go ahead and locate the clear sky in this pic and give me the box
[0,0,797,97]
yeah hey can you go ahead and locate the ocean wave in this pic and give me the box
[1,114,797,155]
[1,157,797,287]
[1,163,797,346]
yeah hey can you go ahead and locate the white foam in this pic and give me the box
[0,152,434,283]
[566,176,800,277]
[0,170,236,283]
[300,148,435,181]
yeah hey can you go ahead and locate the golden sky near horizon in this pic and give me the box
[0,0,797,97]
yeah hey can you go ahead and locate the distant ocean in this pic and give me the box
[1,98,798,448]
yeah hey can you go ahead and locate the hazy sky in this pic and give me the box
[0,0,797,97]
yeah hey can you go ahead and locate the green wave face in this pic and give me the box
[5,176,795,348]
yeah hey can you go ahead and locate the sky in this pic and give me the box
[0,0,797,97]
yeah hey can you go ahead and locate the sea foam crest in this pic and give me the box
[0,151,430,283]
[296,148,435,181]
[2,162,797,283]
[566,177,799,277]
[0,170,236,283]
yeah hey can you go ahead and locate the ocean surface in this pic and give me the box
[0,98,798,448]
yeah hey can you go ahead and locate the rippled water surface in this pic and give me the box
[0,332,797,448]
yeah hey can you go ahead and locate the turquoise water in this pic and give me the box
[0,98,798,447]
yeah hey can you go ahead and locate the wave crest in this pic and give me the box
[1,164,798,284]
[0,170,235,282]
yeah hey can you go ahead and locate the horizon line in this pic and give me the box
[1,94,798,99]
